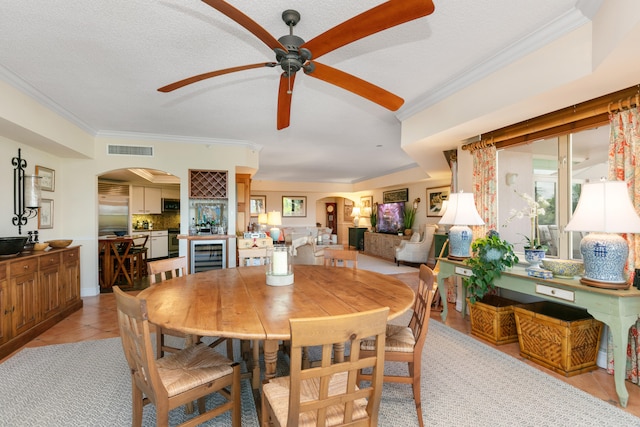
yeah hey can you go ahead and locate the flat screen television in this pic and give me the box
[376,202,405,234]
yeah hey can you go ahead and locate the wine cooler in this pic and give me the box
[190,240,227,272]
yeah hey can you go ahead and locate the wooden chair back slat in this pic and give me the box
[323,249,358,269]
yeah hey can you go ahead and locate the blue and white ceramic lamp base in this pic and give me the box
[579,232,628,286]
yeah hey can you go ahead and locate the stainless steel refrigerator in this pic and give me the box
[98,194,129,236]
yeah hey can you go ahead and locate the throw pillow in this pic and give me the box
[410,232,421,243]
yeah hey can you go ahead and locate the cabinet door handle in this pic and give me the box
[23,265,29,270]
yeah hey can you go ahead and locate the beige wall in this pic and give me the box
[0,81,262,296]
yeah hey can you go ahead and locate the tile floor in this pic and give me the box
[2,271,640,419]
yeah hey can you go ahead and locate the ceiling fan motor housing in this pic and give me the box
[276,34,311,76]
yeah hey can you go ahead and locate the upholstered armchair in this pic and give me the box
[395,224,438,266]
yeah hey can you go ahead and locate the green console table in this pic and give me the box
[436,258,640,408]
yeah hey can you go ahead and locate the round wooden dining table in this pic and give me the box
[137,264,415,387]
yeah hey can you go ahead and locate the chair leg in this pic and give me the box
[226,338,234,360]
[132,382,144,427]
[231,363,241,427]
[409,362,424,427]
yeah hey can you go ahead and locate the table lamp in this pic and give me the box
[564,180,640,289]
[351,206,361,227]
[258,213,268,233]
[438,192,484,260]
[267,211,282,243]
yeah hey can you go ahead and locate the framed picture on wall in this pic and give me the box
[360,195,373,211]
[38,199,53,229]
[426,186,450,217]
[283,196,307,217]
[383,188,408,203]
[250,195,266,217]
[35,165,55,192]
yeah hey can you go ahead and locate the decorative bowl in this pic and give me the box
[46,239,73,249]
[114,231,127,237]
[541,259,584,279]
[33,242,49,251]
[0,236,29,256]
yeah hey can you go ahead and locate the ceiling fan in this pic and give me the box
[158,0,435,130]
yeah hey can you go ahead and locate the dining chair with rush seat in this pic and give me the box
[147,257,193,358]
[359,264,436,427]
[261,307,389,427]
[323,248,358,269]
[113,286,241,427]
[147,256,234,360]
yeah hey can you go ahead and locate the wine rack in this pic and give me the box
[189,169,227,199]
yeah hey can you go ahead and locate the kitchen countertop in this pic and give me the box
[178,234,237,240]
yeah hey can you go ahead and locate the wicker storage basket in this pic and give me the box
[513,301,603,377]
[467,295,520,345]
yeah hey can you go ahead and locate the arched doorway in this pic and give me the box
[97,168,180,290]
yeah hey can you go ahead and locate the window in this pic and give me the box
[497,126,608,259]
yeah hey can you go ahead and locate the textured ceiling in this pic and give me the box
[0,0,583,183]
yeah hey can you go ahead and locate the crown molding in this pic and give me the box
[397,7,593,121]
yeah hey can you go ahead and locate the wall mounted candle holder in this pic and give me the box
[12,148,41,234]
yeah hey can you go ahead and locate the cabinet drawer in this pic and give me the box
[40,252,61,268]
[10,258,38,274]
[63,248,79,263]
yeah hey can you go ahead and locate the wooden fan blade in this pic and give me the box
[301,0,434,59]
[202,0,287,52]
[306,62,404,111]
[277,73,296,130]
[158,63,275,92]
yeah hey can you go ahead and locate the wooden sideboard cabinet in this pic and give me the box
[364,232,408,261]
[0,246,82,359]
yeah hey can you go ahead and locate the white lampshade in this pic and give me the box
[438,192,484,226]
[351,206,361,226]
[565,180,640,287]
[267,211,282,226]
[258,213,268,225]
[438,192,484,259]
[565,181,640,233]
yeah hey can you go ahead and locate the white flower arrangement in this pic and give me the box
[503,190,549,250]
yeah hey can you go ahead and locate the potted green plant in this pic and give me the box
[369,210,377,232]
[465,230,518,303]
[402,206,416,236]
[464,231,521,345]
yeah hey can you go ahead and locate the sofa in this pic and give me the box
[395,224,438,266]
[283,226,333,245]
[291,242,326,265]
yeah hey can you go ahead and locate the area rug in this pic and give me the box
[0,338,258,427]
[2,321,639,426]
[356,252,418,275]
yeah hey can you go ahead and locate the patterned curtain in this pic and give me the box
[606,106,640,383]
[471,145,497,238]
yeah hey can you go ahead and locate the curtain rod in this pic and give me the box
[462,84,640,152]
